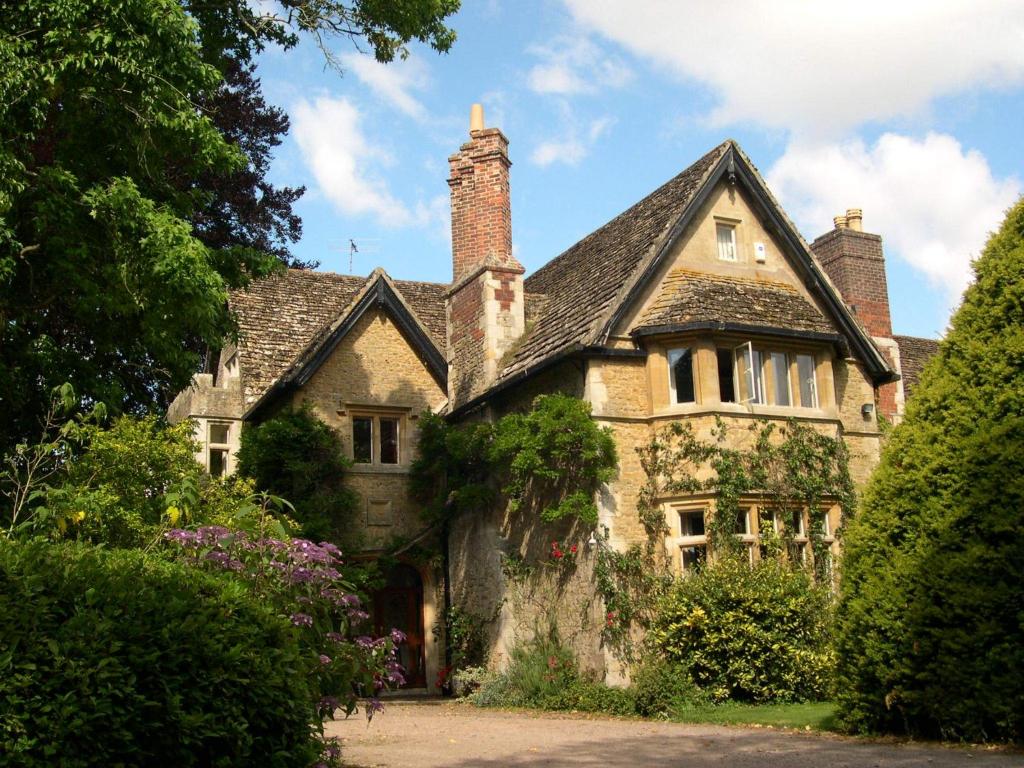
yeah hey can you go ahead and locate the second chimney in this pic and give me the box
[446,105,525,409]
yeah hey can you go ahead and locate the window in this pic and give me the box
[380,417,399,465]
[680,510,705,537]
[716,223,737,261]
[208,422,231,477]
[796,353,818,408]
[734,508,750,535]
[353,417,373,463]
[735,342,764,404]
[768,352,791,406]
[667,348,695,404]
[677,508,708,576]
[717,348,736,402]
[351,413,403,466]
[723,344,821,409]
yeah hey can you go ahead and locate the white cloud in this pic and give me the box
[527,35,633,96]
[767,133,1021,303]
[340,52,429,121]
[564,0,1024,137]
[531,113,615,167]
[292,96,425,227]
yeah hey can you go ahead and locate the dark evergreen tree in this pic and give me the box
[835,197,1024,741]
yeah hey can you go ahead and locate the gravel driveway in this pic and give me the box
[328,700,1021,767]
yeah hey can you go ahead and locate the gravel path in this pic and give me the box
[328,700,1022,767]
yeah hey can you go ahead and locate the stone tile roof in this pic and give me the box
[232,269,447,405]
[636,269,839,336]
[894,334,940,399]
[499,141,732,380]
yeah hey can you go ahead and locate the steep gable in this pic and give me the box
[231,269,447,414]
[480,140,893,409]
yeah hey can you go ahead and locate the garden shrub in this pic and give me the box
[630,654,707,718]
[651,556,834,703]
[0,540,320,767]
[236,406,359,544]
[835,197,1024,742]
[469,634,635,715]
[35,414,253,547]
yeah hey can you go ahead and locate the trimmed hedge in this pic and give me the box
[651,557,834,703]
[0,540,320,767]
[835,198,1024,741]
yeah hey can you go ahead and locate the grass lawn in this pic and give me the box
[670,701,839,731]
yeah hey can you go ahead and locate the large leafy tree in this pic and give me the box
[0,0,459,449]
[834,197,1024,741]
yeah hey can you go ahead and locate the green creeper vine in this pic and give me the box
[596,417,855,661]
[638,417,854,565]
[411,394,618,527]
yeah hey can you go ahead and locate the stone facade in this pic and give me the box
[169,114,940,690]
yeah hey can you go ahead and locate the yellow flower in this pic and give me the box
[166,505,181,526]
[72,510,86,523]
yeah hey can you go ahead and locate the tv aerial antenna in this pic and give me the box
[328,238,381,274]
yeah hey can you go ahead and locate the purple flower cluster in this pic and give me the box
[164,525,407,733]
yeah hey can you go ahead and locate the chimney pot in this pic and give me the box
[470,103,485,133]
[846,208,863,231]
[834,215,848,230]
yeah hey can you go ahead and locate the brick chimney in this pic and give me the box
[811,209,901,420]
[446,104,525,408]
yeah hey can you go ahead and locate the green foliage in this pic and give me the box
[593,538,672,660]
[638,418,853,560]
[0,540,320,767]
[237,407,359,543]
[835,197,1024,742]
[652,557,835,703]
[470,634,635,716]
[26,415,254,547]
[0,0,461,451]
[412,395,618,527]
[491,394,617,524]
[409,411,494,524]
[630,654,708,717]
[0,0,274,447]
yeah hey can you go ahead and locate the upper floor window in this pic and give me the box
[352,413,402,466]
[667,347,695,403]
[716,223,737,262]
[718,344,819,408]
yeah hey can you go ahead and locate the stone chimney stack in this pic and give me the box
[811,209,901,419]
[446,104,525,408]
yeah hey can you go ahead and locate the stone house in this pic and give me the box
[169,106,939,690]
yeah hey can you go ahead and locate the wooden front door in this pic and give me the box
[373,563,426,688]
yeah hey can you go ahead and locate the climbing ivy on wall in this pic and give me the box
[410,394,618,526]
[594,417,855,659]
[638,417,854,559]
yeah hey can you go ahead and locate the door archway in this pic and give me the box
[373,563,426,688]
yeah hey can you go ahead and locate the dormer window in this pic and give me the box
[667,347,695,403]
[716,222,737,262]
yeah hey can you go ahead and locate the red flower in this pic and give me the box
[569,544,578,554]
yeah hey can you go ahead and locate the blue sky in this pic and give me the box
[255,0,1024,340]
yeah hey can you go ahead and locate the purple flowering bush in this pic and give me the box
[164,524,405,762]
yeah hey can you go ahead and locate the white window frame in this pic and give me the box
[674,506,709,577]
[716,222,738,262]
[734,342,764,404]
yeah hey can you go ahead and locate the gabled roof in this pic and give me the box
[634,269,839,340]
[232,269,447,415]
[894,335,940,399]
[487,139,894,394]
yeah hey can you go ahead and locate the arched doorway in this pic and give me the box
[373,563,426,688]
